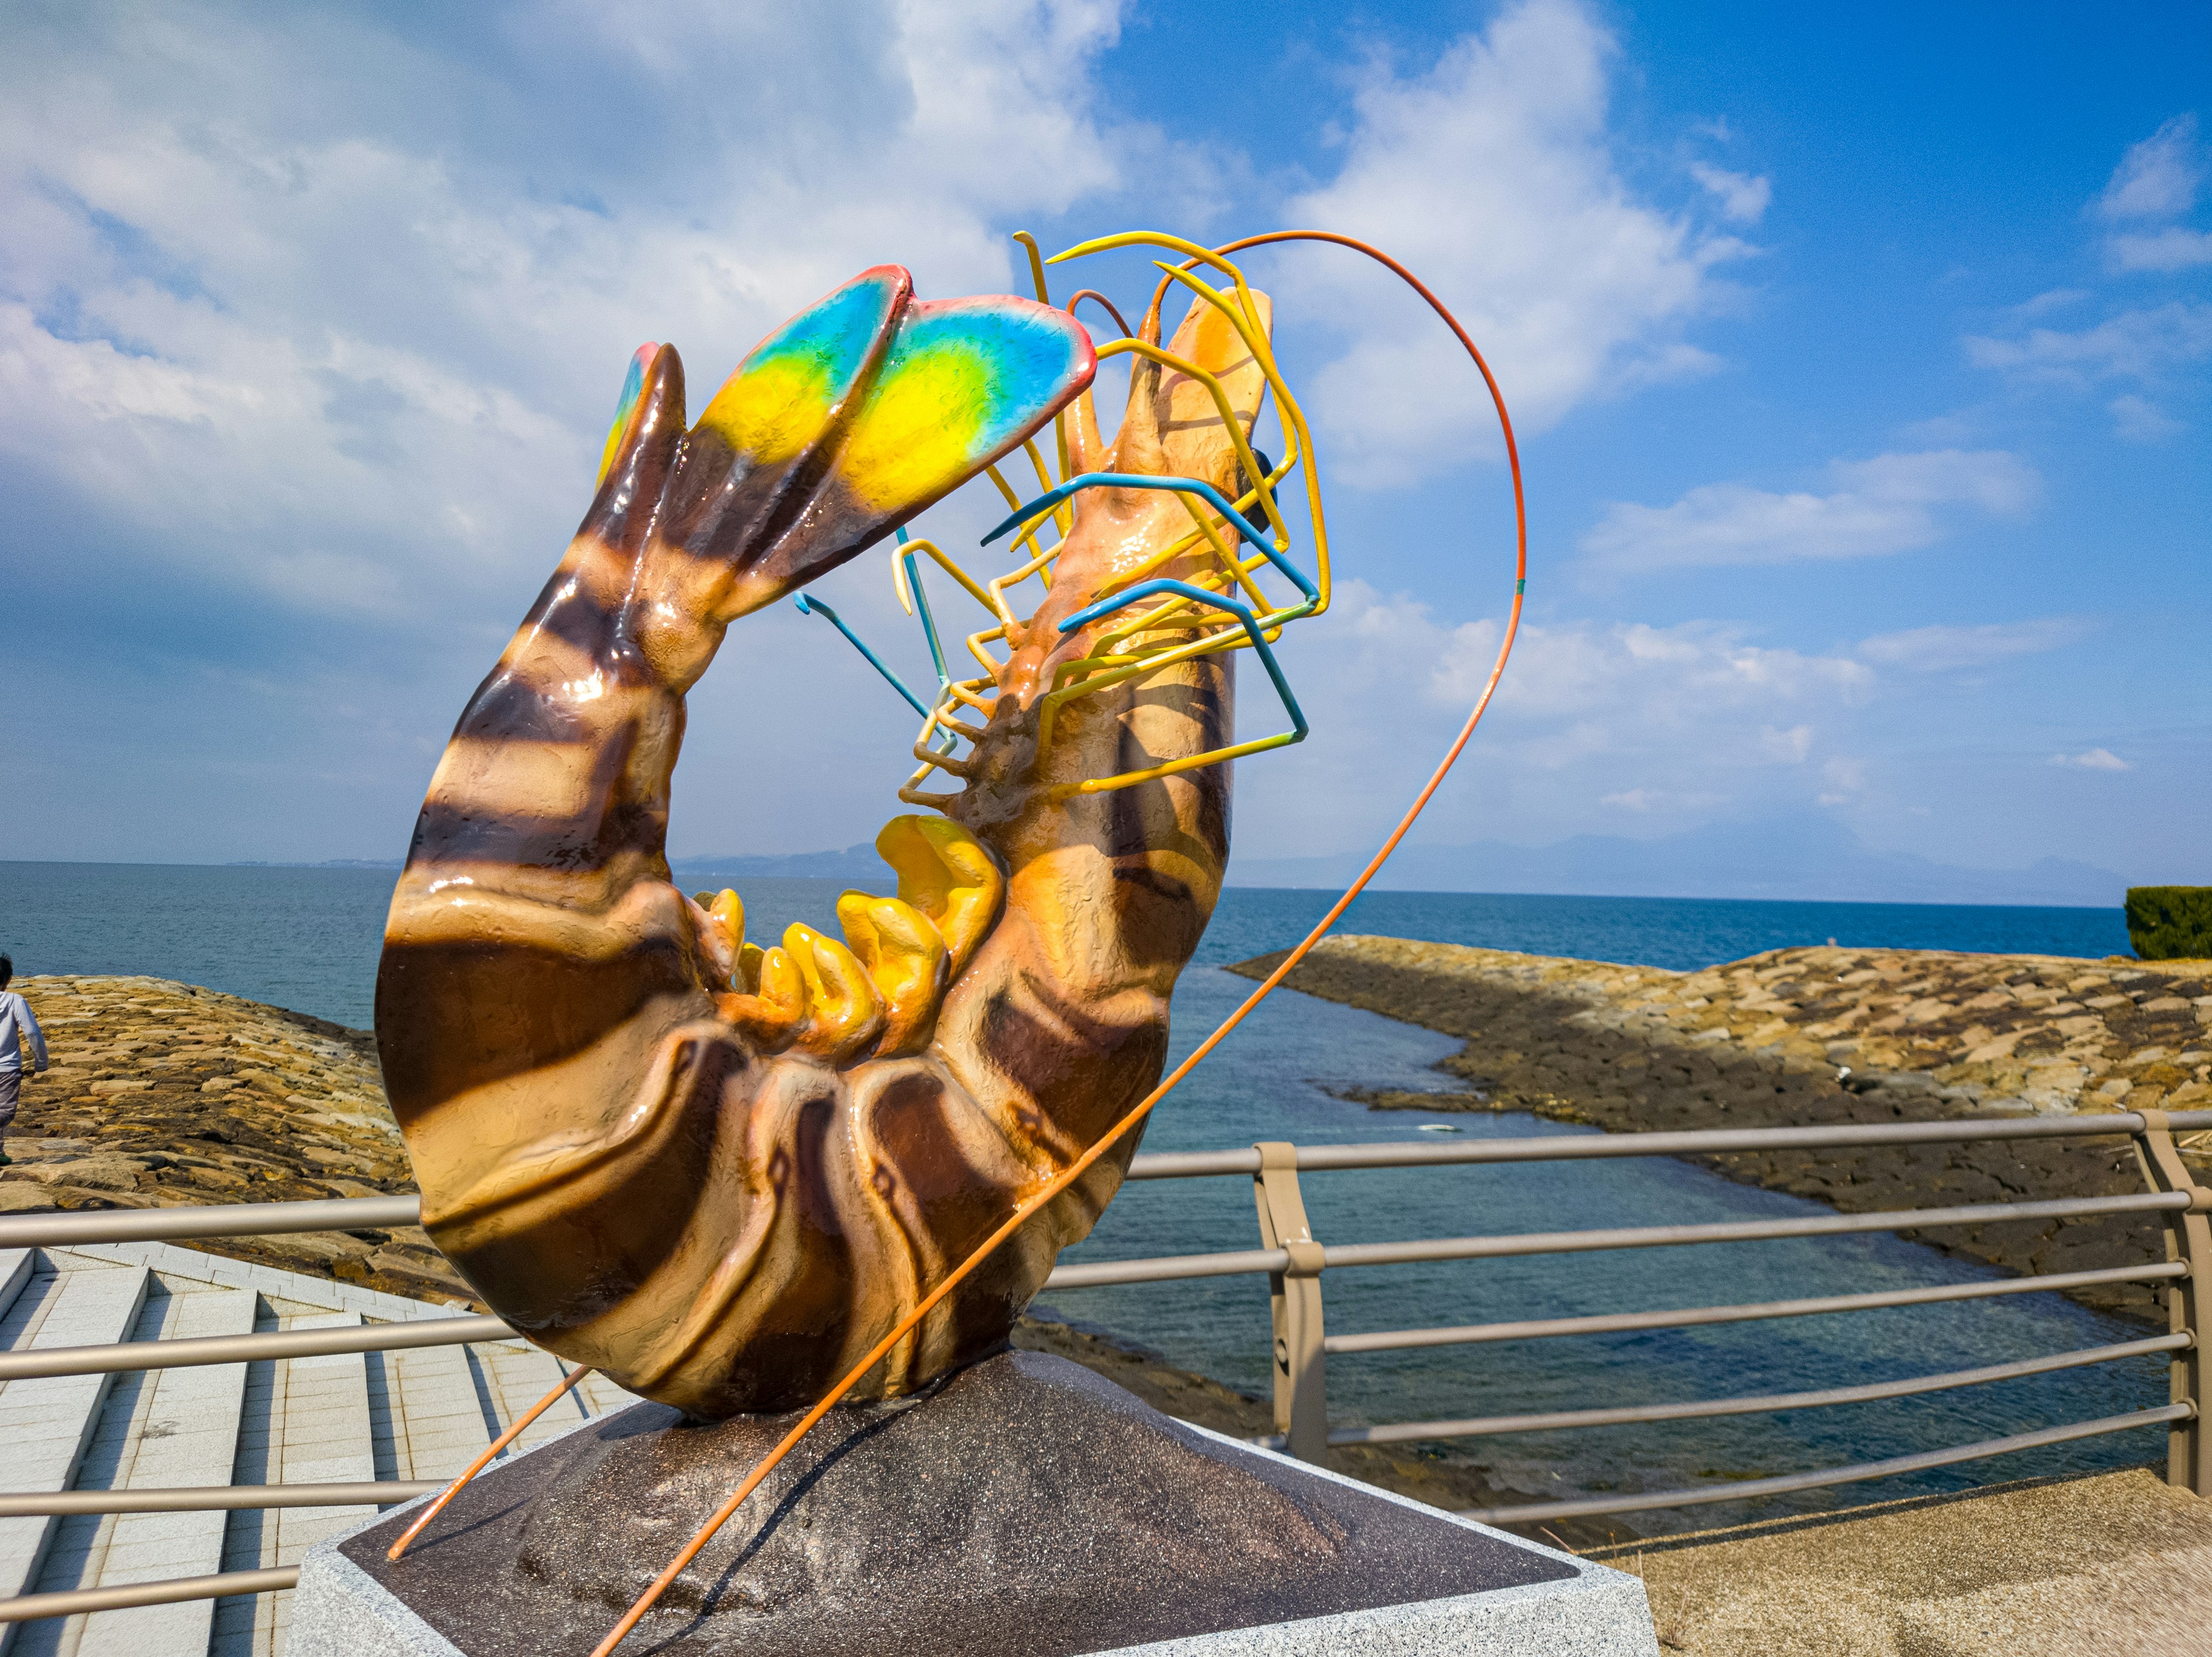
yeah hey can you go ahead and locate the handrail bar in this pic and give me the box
[0,1481,440,1519]
[0,1568,301,1625]
[1319,1192,2191,1270]
[5,1108,2208,1251]
[1457,1403,2193,1525]
[1325,1261,2191,1353]
[1042,1248,1291,1291]
[1044,1191,2193,1293]
[1122,1110,2212,1179]
[0,1194,422,1250]
[1332,1332,2188,1446]
[0,1313,516,1383]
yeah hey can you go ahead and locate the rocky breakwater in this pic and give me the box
[0,973,472,1302]
[1229,939,2212,1321]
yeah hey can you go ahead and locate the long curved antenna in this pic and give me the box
[1066,289,1134,339]
[584,236,1529,1657]
[793,593,935,719]
[388,1364,594,1562]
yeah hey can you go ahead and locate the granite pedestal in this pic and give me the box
[291,1350,1657,1655]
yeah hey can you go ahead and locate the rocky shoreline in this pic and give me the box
[0,973,468,1301]
[1229,937,2212,1322]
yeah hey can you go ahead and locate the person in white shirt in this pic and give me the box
[0,954,48,1167]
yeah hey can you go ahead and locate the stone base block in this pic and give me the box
[292,1350,1656,1656]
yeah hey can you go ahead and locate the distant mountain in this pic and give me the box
[226,858,403,869]
[1223,815,2127,908]
[671,845,890,885]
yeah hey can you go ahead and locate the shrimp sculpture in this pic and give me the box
[376,252,1300,1418]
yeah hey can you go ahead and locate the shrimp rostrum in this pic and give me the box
[377,259,1292,1419]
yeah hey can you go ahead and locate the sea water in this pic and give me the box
[0,861,2160,1530]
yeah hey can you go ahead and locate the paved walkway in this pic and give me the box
[1591,1466,2212,1655]
[0,1238,637,1656]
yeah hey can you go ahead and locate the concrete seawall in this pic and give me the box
[1228,938,2212,1322]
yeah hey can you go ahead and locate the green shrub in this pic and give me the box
[2126,887,2212,961]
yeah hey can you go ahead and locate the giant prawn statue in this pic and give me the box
[376,232,1524,1643]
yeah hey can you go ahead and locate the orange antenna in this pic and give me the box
[585,233,1529,1656]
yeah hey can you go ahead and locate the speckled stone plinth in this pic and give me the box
[291,1350,1656,1656]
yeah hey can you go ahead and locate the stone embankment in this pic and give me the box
[1229,939,2212,1322]
[0,973,471,1302]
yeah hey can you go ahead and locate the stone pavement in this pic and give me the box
[1589,1465,2212,1656]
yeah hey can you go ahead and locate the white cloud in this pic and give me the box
[1964,302,2212,383]
[2109,392,2185,441]
[1427,611,1873,724]
[2051,748,2131,772]
[1580,450,2040,574]
[1856,617,2092,672]
[1272,0,1752,485]
[1817,756,1867,807]
[1229,583,1879,856]
[1758,723,1814,763]
[0,0,1156,616]
[1690,161,1772,224]
[2009,289,2089,320]
[2106,227,2212,273]
[2095,115,2202,222]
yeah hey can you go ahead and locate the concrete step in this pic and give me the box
[472,1336,611,1455]
[213,1312,376,1657]
[0,1252,31,1322]
[20,1285,257,1657]
[0,1238,645,1655]
[368,1337,490,1485]
[0,1260,150,1650]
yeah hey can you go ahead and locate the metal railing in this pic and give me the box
[1091,1106,2212,1528]
[2,1106,2207,1624]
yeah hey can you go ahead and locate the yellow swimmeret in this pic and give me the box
[842,343,990,511]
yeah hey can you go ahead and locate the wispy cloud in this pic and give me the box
[2107,226,2212,273]
[2093,114,2211,267]
[1579,450,2040,574]
[1229,582,1879,855]
[1690,161,1772,224]
[2095,116,2212,268]
[2008,288,2090,320]
[2051,748,2131,771]
[1857,617,2093,672]
[1276,0,1752,484]
[2109,392,2185,441]
[1966,301,2212,383]
[2095,114,2203,222]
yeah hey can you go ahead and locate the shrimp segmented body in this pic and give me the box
[376,264,1276,1418]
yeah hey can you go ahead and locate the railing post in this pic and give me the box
[2132,1109,2212,1496]
[1253,1141,1328,1462]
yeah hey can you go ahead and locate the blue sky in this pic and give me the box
[2,0,2205,898]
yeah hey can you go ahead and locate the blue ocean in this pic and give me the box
[0,862,2156,1531]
